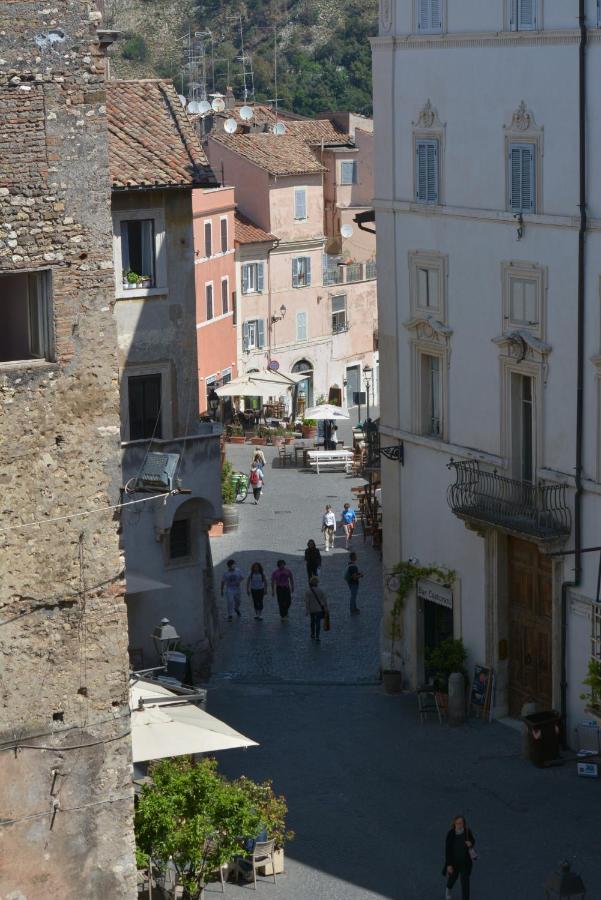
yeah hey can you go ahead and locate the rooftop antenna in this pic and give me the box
[228,14,255,103]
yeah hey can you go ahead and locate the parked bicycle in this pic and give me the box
[229,470,249,503]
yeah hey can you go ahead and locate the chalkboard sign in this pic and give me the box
[470,664,493,718]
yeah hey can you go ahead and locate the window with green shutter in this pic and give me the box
[509,142,535,213]
[415,139,439,204]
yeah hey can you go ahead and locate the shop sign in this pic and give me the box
[417,579,453,609]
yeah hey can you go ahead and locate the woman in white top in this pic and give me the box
[246,562,267,620]
[321,504,337,551]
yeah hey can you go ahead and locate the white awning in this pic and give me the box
[215,369,304,398]
[130,680,258,762]
[303,404,350,421]
[125,572,171,595]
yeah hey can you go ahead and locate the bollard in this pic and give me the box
[448,672,466,726]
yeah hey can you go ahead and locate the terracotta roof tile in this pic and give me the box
[211,132,325,177]
[284,118,350,145]
[234,210,276,245]
[107,80,216,189]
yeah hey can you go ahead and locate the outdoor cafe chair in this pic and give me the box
[277,444,293,467]
[250,838,277,889]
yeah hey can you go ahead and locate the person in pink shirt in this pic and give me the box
[271,559,295,620]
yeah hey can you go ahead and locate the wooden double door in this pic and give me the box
[507,537,553,717]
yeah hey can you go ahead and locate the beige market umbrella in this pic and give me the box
[303,404,350,421]
[130,679,258,762]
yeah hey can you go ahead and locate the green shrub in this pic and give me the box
[121,34,148,62]
[221,460,236,505]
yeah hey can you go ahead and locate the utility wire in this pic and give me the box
[0,793,132,828]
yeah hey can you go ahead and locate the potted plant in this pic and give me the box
[235,776,294,876]
[302,418,317,439]
[580,658,601,722]
[226,424,245,444]
[426,638,468,714]
[382,561,456,694]
[138,274,153,288]
[123,269,140,289]
[220,460,238,532]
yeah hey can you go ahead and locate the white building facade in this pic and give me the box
[373,0,601,734]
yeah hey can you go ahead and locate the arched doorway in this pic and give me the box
[292,359,313,412]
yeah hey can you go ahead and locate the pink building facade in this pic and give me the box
[193,186,238,412]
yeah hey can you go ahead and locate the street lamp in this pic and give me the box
[544,861,586,899]
[271,304,287,324]
[363,364,373,421]
[151,617,180,665]
[207,388,220,420]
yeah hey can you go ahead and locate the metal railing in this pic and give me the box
[345,263,363,283]
[365,260,377,280]
[447,459,571,541]
[323,268,343,286]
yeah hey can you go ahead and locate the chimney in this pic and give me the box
[225,85,236,110]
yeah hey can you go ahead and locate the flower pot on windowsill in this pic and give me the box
[382,670,402,694]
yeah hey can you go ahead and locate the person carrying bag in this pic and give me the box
[304,576,330,642]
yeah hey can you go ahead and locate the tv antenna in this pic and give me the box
[228,14,255,103]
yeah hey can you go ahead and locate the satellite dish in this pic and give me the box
[187,82,201,90]
[198,100,211,116]
[272,122,287,135]
[240,105,254,121]
[178,94,187,108]
[187,100,201,114]
[224,118,237,134]
[341,224,354,239]
[211,97,226,112]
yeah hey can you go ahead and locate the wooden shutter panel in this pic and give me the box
[417,0,430,30]
[430,0,442,30]
[242,264,249,294]
[257,263,264,292]
[257,319,265,349]
[416,142,427,201]
[509,143,535,212]
[518,0,536,29]
[416,139,438,203]
[426,141,438,202]
[242,321,250,350]
[305,257,312,286]
[292,257,299,287]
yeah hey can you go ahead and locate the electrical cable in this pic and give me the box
[0,709,131,748]
[1,727,131,753]
[0,793,132,828]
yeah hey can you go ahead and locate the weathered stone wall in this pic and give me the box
[0,3,136,897]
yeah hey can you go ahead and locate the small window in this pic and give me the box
[243,319,265,351]
[417,0,442,33]
[221,278,229,314]
[340,161,357,185]
[169,519,191,560]
[509,142,536,212]
[241,262,265,294]
[206,283,214,320]
[292,256,312,288]
[128,373,162,441]
[415,139,439,204]
[222,368,232,385]
[420,354,441,436]
[416,267,439,310]
[294,188,307,220]
[509,277,538,327]
[121,219,155,287]
[296,311,308,342]
[0,271,53,363]
[332,294,347,334]
[510,372,534,482]
[510,0,536,31]
[220,217,228,253]
[204,222,212,258]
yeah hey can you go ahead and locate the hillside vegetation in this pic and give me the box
[105,0,377,116]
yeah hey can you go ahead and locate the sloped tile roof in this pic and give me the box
[107,80,216,189]
[212,132,325,176]
[234,210,276,245]
[284,118,350,145]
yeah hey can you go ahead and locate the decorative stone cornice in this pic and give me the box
[412,99,444,131]
[370,29,587,51]
[492,329,552,360]
[404,315,453,343]
[504,100,542,138]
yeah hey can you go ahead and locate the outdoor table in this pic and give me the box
[307,449,353,474]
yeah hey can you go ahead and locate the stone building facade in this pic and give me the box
[0,3,136,897]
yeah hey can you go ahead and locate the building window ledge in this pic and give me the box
[116,287,168,300]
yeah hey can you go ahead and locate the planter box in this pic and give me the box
[302,426,317,439]
[228,435,245,444]
[209,522,224,537]
[258,848,285,876]
[253,437,267,445]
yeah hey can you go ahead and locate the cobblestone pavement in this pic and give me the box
[211,444,383,685]
[207,444,601,900]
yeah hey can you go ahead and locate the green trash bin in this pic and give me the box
[522,710,561,767]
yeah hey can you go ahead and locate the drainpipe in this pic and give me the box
[560,0,586,742]
[266,237,280,362]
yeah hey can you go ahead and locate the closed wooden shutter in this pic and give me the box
[242,321,250,350]
[305,256,312,286]
[257,263,264,292]
[518,0,536,30]
[242,264,249,294]
[509,143,535,212]
[416,139,438,203]
[257,319,265,349]
[417,0,442,32]
[430,0,442,30]
[292,257,299,287]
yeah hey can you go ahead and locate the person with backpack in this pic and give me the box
[344,551,363,614]
[340,502,357,549]
[252,448,266,469]
[249,462,264,503]
[305,575,329,642]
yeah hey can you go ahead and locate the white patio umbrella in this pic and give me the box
[130,679,258,762]
[303,404,350,421]
[215,369,303,399]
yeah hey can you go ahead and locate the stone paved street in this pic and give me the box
[206,445,601,900]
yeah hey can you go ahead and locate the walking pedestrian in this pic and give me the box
[271,559,294,619]
[305,575,329,642]
[341,502,357,548]
[246,562,267,620]
[221,559,244,621]
[321,504,337,551]
[304,539,322,580]
[252,448,266,469]
[344,551,363,614]
[249,462,265,504]
[443,815,476,900]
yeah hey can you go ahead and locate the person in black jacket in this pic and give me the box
[443,815,476,900]
[304,539,322,580]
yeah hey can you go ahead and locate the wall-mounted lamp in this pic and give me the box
[271,304,287,324]
[514,212,524,241]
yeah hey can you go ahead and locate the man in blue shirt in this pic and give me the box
[341,502,357,549]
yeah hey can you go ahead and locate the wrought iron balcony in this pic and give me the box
[447,460,571,542]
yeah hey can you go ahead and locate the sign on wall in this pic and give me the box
[417,579,453,609]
